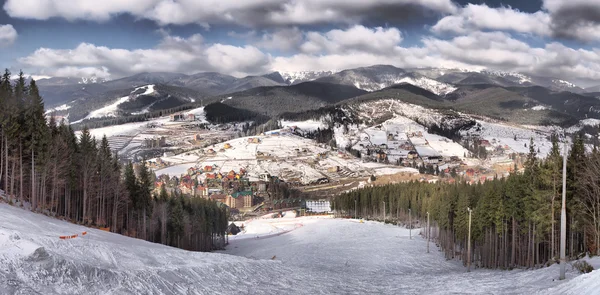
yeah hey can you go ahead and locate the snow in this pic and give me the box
[280,119,327,132]
[531,105,549,111]
[83,116,170,139]
[463,120,554,157]
[567,118,600,133]
[553,79,578,89]
[44,104,71,114]
[395,76,457,95]
[0,203,597,294]
[278,70,337,84]
[185,106,208,123]
[85,85,155,120]
[225,212,600,295]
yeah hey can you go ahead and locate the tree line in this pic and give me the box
[0,70,227,251]
[334,134,600,269]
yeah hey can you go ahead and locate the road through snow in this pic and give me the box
[0,204,598,294]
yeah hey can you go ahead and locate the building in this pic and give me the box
[327,166,340,173]
[170,113,185,121]
[186,114,196,121]
[210,194,227,203]
[144,136,166,148]
[226,191,254,209]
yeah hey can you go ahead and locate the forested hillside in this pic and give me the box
[334,134,600,269]
[0,70,227,251]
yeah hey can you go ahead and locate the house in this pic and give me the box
[194,134,203,141]
[247,137,261,144]
[204,165,214,172]
[186,114,195,121]
[224,143,232,149]
[466,169,476,177]
[327,166,340,173]
[195,185,208,197]
[407,151,419,159]
[480,140,492,147]
[170,113,185,121]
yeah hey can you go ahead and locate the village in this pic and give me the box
[85,106,555,218]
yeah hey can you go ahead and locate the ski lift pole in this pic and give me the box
[409,208,412,239]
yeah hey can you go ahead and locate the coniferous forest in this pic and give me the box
[0,70,227,251]
[334,134,600,269]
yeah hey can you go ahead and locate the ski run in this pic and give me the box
[0,203,598,294]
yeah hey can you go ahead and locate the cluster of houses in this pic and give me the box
[153,165,274,211]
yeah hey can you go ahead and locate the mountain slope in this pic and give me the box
[219,81,367,117]
[65,84,207,123]
[315,65,456,95]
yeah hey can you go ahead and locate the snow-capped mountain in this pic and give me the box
[78,76,108,84]
[313,65,457,95]
[484,71,533,85]
[394,76,456,95]
[279,70,337,84]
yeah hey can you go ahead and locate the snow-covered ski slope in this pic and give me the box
[1,203,598,294]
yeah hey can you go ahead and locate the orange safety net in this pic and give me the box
[59,231,87,240]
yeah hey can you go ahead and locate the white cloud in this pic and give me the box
[273,30,600,86]
[432,4,551,36]
[4,0,457,27]
[0,24,17,46]
[19,24,600,87]
[300,25,403,55]
[432,2,600,43]
[19,33,271,78]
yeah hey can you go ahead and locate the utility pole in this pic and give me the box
[467,207,472,272]
[355,198,357,219]
[427,211,430,253]
[560,135,568,280]
[409,208,412,239]
[383,201,386,222]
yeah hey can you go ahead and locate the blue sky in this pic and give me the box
[1,0,600,87]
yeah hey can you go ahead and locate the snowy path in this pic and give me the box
[225,216,599,295]
[0,203,597,294]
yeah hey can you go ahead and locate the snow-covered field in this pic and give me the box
[1,204,598,294]
[153,133,415,183]
[227,212,600,295]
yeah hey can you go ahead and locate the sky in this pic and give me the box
[2,0,600,87]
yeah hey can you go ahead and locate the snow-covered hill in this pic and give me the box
[395,76,456,95]
[1,203,598,294]
[278,70,337,84]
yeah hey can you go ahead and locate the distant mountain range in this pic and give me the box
[39,64,600,127]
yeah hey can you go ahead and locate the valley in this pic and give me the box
[56,64,600,215]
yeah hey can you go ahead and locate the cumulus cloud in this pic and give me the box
[543,0,600,42]
[4,0,457,27]
[300,25,403,55]
[19,33,271,78]
[432,2,600,43]
[273,30,600,86]
[19,24,600,87]
[0,24,17,46]
[432,4,551,36]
